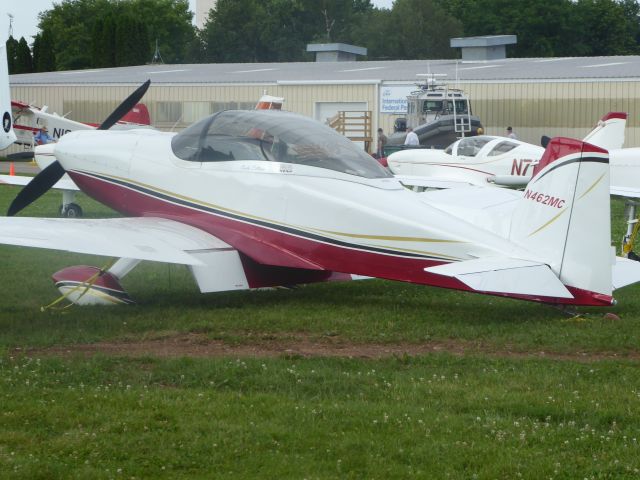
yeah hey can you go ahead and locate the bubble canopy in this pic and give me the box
[171,110,391,179]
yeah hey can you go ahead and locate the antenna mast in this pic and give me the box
[7,13,14,38]
[151,39,164,64]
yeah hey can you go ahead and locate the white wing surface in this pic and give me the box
[425,257,573,298]
[0,217,233,265]
[613,256,640,290]
[0,174,80,191]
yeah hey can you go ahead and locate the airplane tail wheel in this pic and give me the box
[60,203,83,218]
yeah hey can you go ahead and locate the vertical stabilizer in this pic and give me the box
[120,103,151,125]
[0,44,16,150]
[510,137,611,298]
[582,112,626,151]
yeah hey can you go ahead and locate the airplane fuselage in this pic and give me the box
[388,134,640,192]
[50,126,614,306]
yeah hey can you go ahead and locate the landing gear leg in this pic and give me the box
[59,190,83,218]
[60,203,83,218]
[622,201,640,261]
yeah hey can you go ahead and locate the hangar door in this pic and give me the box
[315,102,369,150]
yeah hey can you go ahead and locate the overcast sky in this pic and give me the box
[1,0,395,43]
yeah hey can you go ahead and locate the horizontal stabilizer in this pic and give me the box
[613,256,640,290]
[425,257,573,298]
[395,174,476,189]
[610,186,640,199]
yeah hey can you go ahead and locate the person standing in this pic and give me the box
[34,126,54,145]
[377,127,388,157]
[404,127,419,146]
[506,126,517,139]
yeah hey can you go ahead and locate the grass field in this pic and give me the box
[0,184,639,478]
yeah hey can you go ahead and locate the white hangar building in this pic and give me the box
[8,53,640,148]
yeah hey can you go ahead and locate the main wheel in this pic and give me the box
[60,203,83,218]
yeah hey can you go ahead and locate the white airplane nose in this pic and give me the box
[34,142,57,170]
[54,130,138,175]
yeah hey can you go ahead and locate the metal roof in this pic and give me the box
[9,56,640,86]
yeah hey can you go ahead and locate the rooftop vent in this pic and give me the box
[306,43,367,62]
[450,35,517,61]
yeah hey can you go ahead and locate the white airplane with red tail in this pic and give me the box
[11,99,150,147]
[387,112,630,190]
[387,113,640,257]
[0,75,639,307]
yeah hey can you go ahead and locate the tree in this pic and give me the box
[32,28,56,72]
[15,37,34,74]
[91,15,116,68]
[201,0,375,63]
[5,36,19,74]
[120,0,196,63]
[435,0,638,58]
[574,0,634,56]
[350,8,394,60]
[38,0,195,70]
[38,0,114,70]
[302,0,373,44]
[384,0,463,59]
[202,0,266,62]
[115,16,150,66]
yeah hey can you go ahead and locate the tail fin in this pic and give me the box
[509,137,611,298]
[582,112,626,151]
[120,103,151,125]
[255,95,284,110]
[0,44,17,150]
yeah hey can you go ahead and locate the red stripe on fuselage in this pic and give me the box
[14,125,38,133]
[67,171,612,306]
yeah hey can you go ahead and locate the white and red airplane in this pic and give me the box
[11,100,150,147]
[386,113,640,257]
[387,112,631,191]
[0,74,639,307]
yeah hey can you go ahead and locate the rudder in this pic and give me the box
[509,137,611,299]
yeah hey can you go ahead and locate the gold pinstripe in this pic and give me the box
[577,172,606,200]
[527,170,605,237]
[80,171,463,260]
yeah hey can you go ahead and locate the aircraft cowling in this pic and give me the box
[52,265,134,305]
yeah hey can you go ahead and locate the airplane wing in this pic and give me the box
[11,100,31,110]
[0,216,360,296]
[0,174,80,191]
[0,217,231,265]
[610,186,640,198]
[425,257,573,298]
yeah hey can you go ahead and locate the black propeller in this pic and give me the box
[3,151,35,162]
[6,80,151,217]
[97,80,150,130]
[541,135,551,148]
[7,161,65,217]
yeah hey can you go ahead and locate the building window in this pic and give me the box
[156,102,182,123]
[183,102,212,123]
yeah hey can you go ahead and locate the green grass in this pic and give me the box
[1,354,639,479]
[1,185,640,478]
[0,186,639,354]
